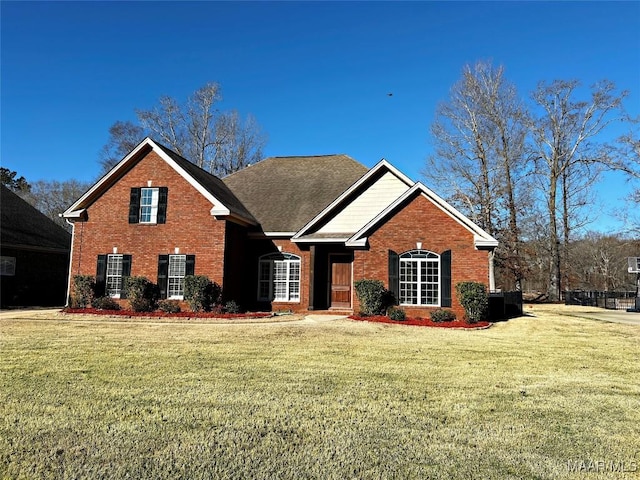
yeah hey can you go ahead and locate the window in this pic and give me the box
[399,250,440,306]
[140,188,159,223]
[157,254,194,299]
[168,255,187,298]
[0,256,16,276]
[258,253,301,302]
[129,187,168,224]
[106,254,124,297]
[96,254,131,298]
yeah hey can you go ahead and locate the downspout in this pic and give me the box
[62,217,75,307]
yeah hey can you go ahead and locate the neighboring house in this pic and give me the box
[63,137,497,318]
[1,185,71,307]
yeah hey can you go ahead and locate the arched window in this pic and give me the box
[258,253,301,302]
[399,250,440,306]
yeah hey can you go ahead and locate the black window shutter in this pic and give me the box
[157,187,168,224]
[441,250,452,307]
[185,255,195,276]
[157,255,169,299]
[129,188,141,223]
[96,254,107,297]
[120,255,132,299]
[388,250,399,305]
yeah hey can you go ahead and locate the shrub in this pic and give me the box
[354,279,395,316]
[183,275,222,312]
[224,300,241,314]
[157,299,181,314]
[430,308,456,323]
[124,276,158,312]
[388,307,406,321]
[455,281,488,323]
[91,296,121,311]
[71,275,95,308]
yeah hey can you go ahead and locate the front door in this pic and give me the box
[329,254,352,309]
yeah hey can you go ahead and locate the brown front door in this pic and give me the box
[330,255,352,309]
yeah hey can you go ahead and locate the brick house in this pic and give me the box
[63,138,497,318]
[1,185,71,307]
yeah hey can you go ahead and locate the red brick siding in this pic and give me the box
[68,151,229,296]
[353,192,490,319]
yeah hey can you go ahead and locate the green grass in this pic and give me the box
[1,306,639,479]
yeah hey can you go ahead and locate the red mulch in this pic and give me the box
[61,308,273,319]
[348,315,491,329]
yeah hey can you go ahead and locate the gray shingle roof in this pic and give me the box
[1,185,71,251]
[155,143,257,224]
[222,155,369,232]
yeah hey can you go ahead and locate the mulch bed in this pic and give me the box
[61,308,273,320]
[348,315,491,329]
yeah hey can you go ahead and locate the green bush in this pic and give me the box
[224,300,241,314]
[184,275,222,312]
[124,276,158,312]
[71,275,95,308]
[157,299,181,314]
[455,281,488,323]
[354,279,395,316]
[430,308,456,323]
[91,296,121,310]
[388,307,406,321]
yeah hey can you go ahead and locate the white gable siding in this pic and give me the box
[317,171,410,234]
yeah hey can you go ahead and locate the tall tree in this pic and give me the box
[425,61,529,290]
[99,121,145,173]
[100,83,267,176]
[529,80,630,301]
[1,167,30,192]
[24,180,92,232]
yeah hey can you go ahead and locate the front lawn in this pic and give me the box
[1,305,639,479]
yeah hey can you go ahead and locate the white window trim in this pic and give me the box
[258,253,301,303]
[106,254,124,298]
[168,254,187,299]
[140,187,159,224]
[399,250,440,307]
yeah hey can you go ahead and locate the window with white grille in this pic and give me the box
[399,250,440,306]
[168,254,187,298]
[258,253,301,302]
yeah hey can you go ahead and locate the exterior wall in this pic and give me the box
[242,237,311,313]
[68,151,228,303]
[353,193,490,319]
[1,247,69,307]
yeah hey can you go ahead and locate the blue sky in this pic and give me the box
[2,1,639,232]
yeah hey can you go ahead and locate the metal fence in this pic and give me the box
[565,290,639,311]
[489,291,523,320]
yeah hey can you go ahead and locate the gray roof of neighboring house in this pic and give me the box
[222,154,369,232]
[155,143,258,224]
[1,185,71,252]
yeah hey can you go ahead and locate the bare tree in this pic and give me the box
[529,80,630,300]
[100,83,267,176]
[99,121,145,173]
[25,180,92,232]
[425,61,529,290]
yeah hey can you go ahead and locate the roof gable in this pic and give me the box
[1,185,71,251]
[63,138,256,225]
[222,154,368,233]
[293,159,413,241]
[345,182,499,249]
